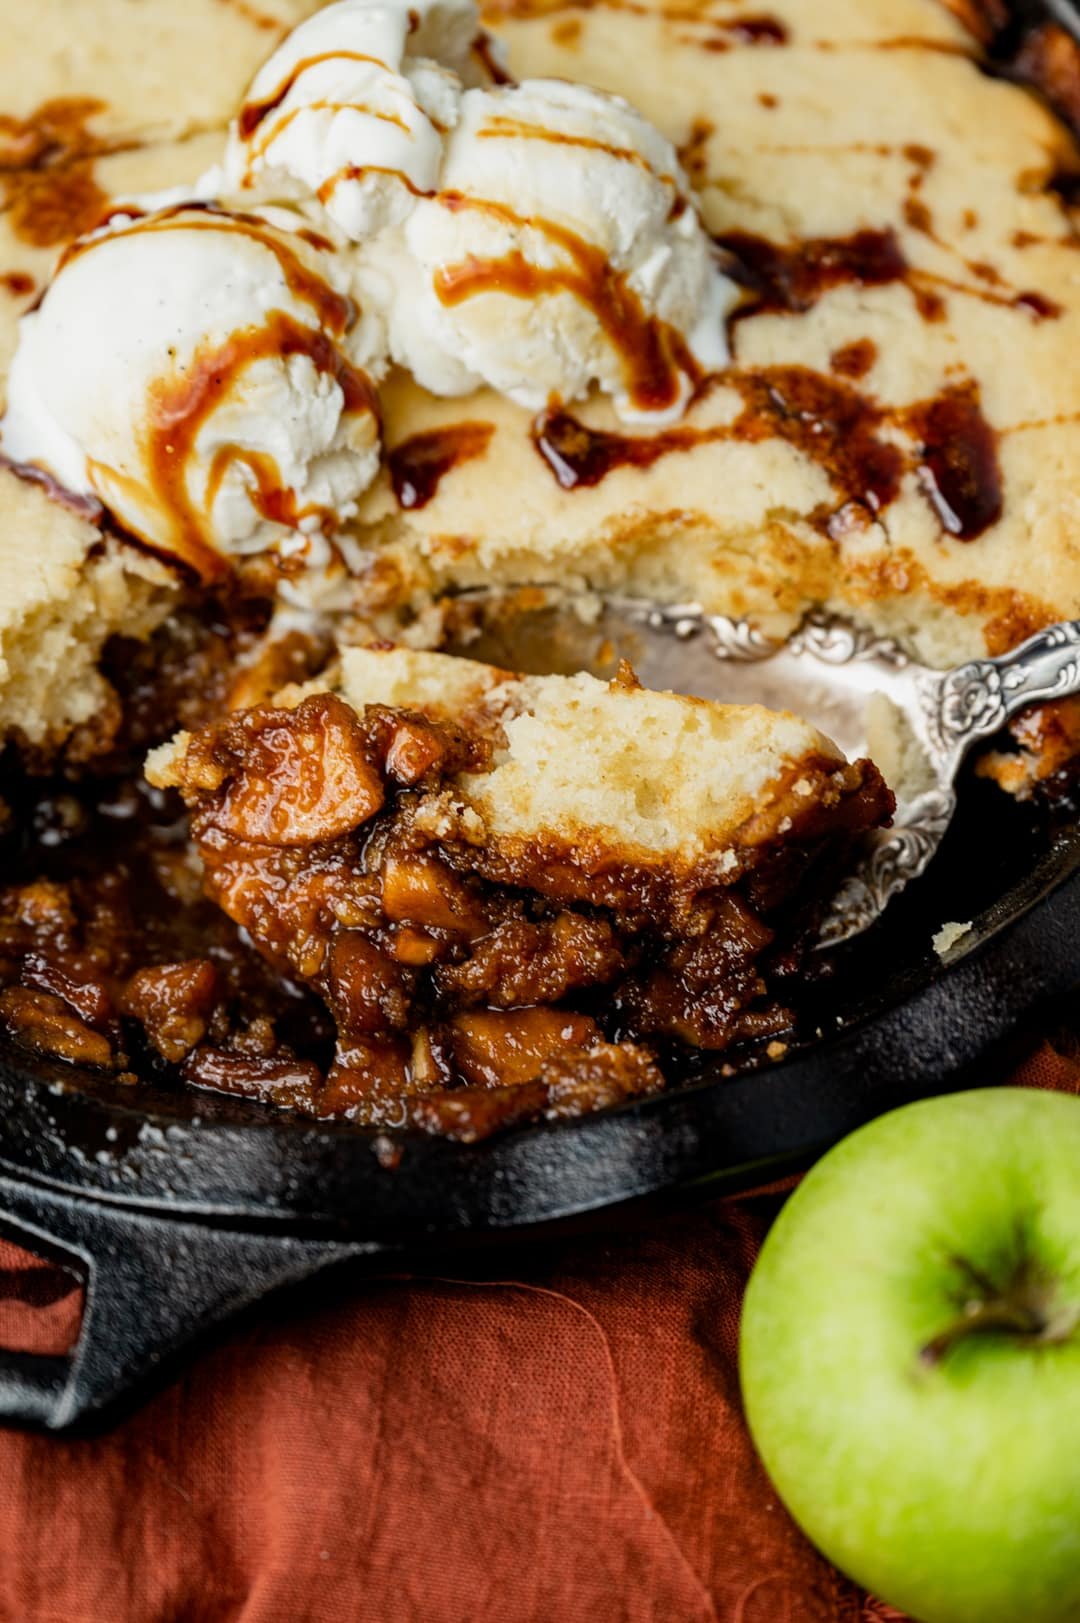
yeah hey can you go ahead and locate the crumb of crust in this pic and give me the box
[933,919,973,957]
[371,1133,404,1169]
[412,792,488,844]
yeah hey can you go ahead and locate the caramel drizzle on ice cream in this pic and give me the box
[237,50,397,139]
[121,309,377,581]
[245,97,413,168]
[317,163,432,205]
[475,115,680,190]
[49,207,372,580]
[433,191,701,416]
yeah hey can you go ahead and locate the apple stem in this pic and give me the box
[920,1257,1077,1367]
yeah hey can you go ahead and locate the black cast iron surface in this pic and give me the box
[0,768,1077,1430]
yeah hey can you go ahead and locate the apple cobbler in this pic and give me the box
[0,0,1077,1135]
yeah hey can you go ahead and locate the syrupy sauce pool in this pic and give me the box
[0,762,334,1085]
[0,596,337,1098]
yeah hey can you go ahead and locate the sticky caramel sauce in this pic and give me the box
[0,451,104,524]
[866,36,973,55]
[912,266,1062,321]
[550,16,583,44]
[434,191,699,417]
[534,368,1004,543]
[830,338,877,379]
[897,145,1062,320]
[388,421,495,508]
[472,31,515,85]
[0,98,113,248]
[677,118,713,184]
[536,366,904,515]
[716,227,908,318]
[4,161,109,248]
[1012,290,1064,318]
[0,271,35,298]
[723,16,788,44]
[535,409,703,487]
[0,97,106,169]
[481,0,785,29]
[134,310,377,581]
[906,382,1002,540]
[236,50,395,140]
[699,15,788,50]
[217,0,281,31]
[719,212,1060,330]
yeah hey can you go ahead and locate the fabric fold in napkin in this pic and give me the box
[0,1038,1075,1623]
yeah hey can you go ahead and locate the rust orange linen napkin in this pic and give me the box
[0,1041,1074,1623]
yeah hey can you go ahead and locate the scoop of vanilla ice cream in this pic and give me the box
[363,79,737,424]
[0,204,386,581]
[217,0,480,240]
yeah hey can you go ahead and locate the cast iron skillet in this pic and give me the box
[0,762,1078,1431]
[3,5,1080,1434]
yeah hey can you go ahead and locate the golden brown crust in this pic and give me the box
[0,2,323,156]
[345,0,1080,670]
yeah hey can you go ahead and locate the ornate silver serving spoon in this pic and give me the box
[449,594,1080,944]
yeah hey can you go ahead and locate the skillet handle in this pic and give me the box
[0,1171,367,1432]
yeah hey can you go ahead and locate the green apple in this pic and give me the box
[740,1087,1080,1623]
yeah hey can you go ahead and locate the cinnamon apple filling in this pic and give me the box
[110,651,894,1137]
